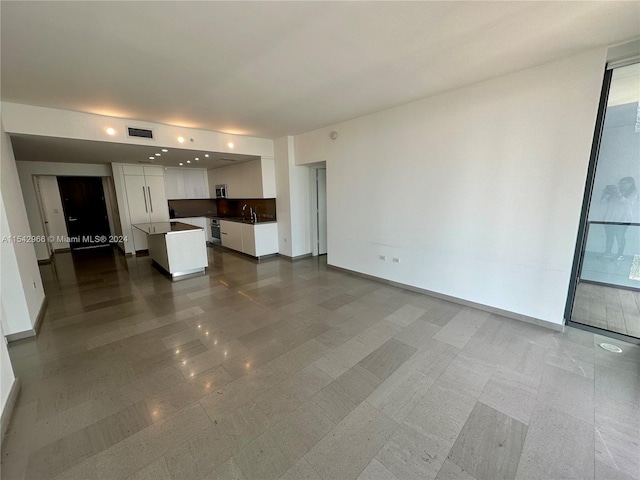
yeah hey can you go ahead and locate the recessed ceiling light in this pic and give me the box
[178,136,185,143]
[204,154,209,158]
[179,162,183,166]
[162,149,168,152]
[106,127,116,135]
[187,160,191,164]
[228,142,234,148]
[155,153,161,156]
[149,156,155,160]
[195,158,199,161]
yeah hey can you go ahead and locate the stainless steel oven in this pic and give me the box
[210,218,221,243]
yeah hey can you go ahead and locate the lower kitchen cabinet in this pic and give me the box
[176,217,213,243]
[251,223,279,256]
[220,220,243,251]
[220,220,278,258]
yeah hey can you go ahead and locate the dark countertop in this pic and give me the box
[132,222,204,235]
[171,215,277,225]
[219,217,278,225]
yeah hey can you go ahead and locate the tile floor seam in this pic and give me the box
[4,250,638,480]
[358,399,404,480]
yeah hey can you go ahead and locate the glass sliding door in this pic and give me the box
[568,62,640,340]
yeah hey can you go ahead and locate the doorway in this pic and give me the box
[316,168,327,256]
[566,62,640,341]
[33,176,54,258]
[57,176,111,250]
[308,164,328,257]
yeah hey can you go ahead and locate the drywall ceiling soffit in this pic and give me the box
[9,135,260,169]
[2,2,639,138]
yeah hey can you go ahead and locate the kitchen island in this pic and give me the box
[133,222,208,279]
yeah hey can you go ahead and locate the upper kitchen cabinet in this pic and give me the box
[164,168,209,199]
[164,168,186,199]
[183,169,209,198]
[207,158,275,199]
[112,163,169,252]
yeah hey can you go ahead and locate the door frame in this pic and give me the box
[57,176,112,250]
[307,163,327,257]
[32,175,54,258]
[564,65,640,345]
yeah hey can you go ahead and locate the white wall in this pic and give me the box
[261,158,277,198]
[16,161,112,260]
[294,48,608,325]
[207,159,264,198]
[1,122,45,336]
[275,136,311,257]
[2,102,274,159]
[275,137,294,256]
[290,162,311,257]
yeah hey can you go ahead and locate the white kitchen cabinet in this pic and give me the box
[220,220,243,252]
[164,168,186,199]
[183,169,208,198]
[220,220,278,258]
[253,223,279,256]
[123,165,164,176]
[145,175,168,223]
[240,223,256,256]
[178,217,195,227]
[124,175,150,251]
[164,168,209,199]
[176,217,212,244]
[124,167,169,251]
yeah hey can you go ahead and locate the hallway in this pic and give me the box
[1,247,639,480]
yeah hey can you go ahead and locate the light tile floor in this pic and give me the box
[1,247,639,480]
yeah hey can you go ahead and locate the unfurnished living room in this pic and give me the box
[1,2,639,480]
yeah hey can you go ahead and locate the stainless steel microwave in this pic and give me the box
[215,184,227,198]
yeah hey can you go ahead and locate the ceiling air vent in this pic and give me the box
[127,127,154,139]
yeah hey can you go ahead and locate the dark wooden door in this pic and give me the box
[57,177,111,249]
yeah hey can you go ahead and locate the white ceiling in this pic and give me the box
[1,1,639,139]
[9,135,259,169]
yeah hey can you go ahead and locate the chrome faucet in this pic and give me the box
[242,204,248,220]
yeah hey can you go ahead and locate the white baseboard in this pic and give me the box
[327,264,564,332]
[1,377,20,437]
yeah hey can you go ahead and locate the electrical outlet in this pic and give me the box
[392,257,400,263]
[379,255,387,261]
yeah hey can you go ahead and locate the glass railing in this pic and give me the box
[580,221,640,289]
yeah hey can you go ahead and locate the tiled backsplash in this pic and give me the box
[168,199,217,218]
[168,198,276,222]
[216,198,277,221]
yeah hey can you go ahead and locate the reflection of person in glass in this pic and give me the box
[601,177,638,260]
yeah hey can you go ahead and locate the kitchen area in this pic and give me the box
[111,155,279,278]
